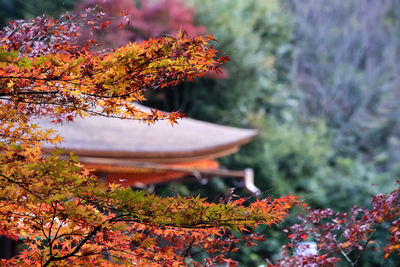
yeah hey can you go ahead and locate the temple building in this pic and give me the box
[41,105,260,195]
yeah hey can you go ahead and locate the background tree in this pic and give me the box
[289,0,400,166]
[183,0,398,265]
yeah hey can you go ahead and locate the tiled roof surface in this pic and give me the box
[40,105,257,161]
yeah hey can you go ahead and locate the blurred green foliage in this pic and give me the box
[289,0,400,168]
[182,0,394,208]
[182,0,292,124]
[181,1,396,265]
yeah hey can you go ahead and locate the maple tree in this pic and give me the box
[268,181,400,266]
[0,11,301,266]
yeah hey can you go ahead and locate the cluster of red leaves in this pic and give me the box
[268,181,400,266]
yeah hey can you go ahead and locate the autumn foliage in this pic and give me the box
[269,181,400,266]
[0,11,300,266]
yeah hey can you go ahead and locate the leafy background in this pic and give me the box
[1,0,399,265]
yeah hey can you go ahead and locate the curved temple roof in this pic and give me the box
[41,105,257,163]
